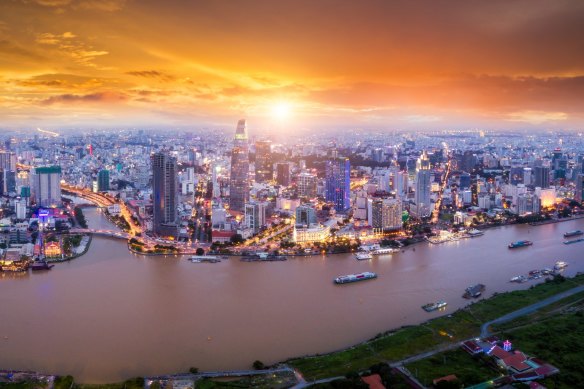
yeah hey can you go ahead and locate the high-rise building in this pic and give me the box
[229,119,249,211]
[459,172,471,190]
[97,169,110,192]
[151,152,178,237]
[31,166,62,207]
[255,140,273,183]
[576,174,584,203]
[276,163,290,186]
[2,170,16,194]
[509,167,524,185]
[370,198,402,232]
[325,158,351,212]
[393,170,408,199]
[414,151,432,217]
[461,151,476,173]
[295,204,317,227]
[534,166,550,188]
[244,201,266,233]
[297,172,317,198]
[0,151,16,171]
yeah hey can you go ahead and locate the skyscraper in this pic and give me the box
[229,119,249,211]
[255,140,273,183]
[297,172,317,198]
[534,166,550,188]
[295,204,317,226]
[370,198,402,232]
[325,158,351,212]
[576,174,584,203]
[151,152,178,237]
[244,201,266,233]
[0,151,16,171]
[31,166,62,207]
[414,151,432,217]
[276,163,290,186]
[97,169,110,192]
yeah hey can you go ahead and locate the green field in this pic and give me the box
[288,274,584,381]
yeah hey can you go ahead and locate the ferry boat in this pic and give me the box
[334,272,377,284]
[508,240,533,249]
[554,261,568,270]
[30,260,54,271]
[371,248,396,255]
[422,301,447,312]
[563,230,583,238]
[190,255,221,263]
[467,229,484,237]
[355,252,373,260]
[563,238,584,245]
[463,284,485,299]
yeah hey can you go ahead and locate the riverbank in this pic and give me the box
[286,273,584,381]
[46,234,92,263]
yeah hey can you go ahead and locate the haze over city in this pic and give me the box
[1,0,584,130]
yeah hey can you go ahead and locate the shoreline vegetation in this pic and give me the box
[3,273,583,388]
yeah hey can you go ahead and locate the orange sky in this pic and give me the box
[1,0,584,130]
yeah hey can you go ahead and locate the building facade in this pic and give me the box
[151,152,178,237]
[325,158,351,212]
[229,119,250,211]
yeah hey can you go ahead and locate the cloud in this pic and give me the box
[36,32,76,45]
[402,115,442,123]
[0,40,44,60]
[42,91,127,105]
[507,110,568,124]
[126,70,175,82]
[26,0,126,11]
[33,0,72,6]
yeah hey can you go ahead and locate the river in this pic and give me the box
[0,207,583,382]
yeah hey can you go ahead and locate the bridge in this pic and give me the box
[70,228,130,240]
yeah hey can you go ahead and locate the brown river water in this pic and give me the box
[0,207,583,382]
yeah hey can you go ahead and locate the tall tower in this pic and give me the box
[255,140,273,183]
[415,151,431,217]
[151,152,178,237]
[229,119,249,211]
[325,158,351,212]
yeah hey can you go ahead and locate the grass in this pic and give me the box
[288,274,584,381]
[405,349,498,387]
[195,371,296,389]
[500,302,584,389]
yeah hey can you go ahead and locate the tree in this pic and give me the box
[189,367,199,374]
[252,360,265,370]
[230,234,244,245]
[195,247,205,256]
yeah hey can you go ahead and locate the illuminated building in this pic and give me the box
[576,173,584,203]
[244,201,266,234]
[254,140,273,183]
[534,166,550,189]
[293,224,330,243]
[325,158,350,212]
[369,198,402,232]
[298,172,317,198]
[151,152,178,237]
[229,119,250,211]
[44,241,62,258]
[414,151,431,217]
[31,166,62,208]
[295,204,317,227]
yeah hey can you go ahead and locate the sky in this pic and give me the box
[1,0,584,131]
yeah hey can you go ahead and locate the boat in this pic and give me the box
[371,248,396,255]
[554,261,568,270]
[334,272,377,284]
[563,238,584,245]
[463,284,485,299]
[355,252,373,260]
[190,255,221,263]
[468,229,484,237]
[541,268,553,275]
[510,275,527,283]
[508,240,533,249]
[563,230,583,238]
[422,301,448,312]
[30,260,54,271]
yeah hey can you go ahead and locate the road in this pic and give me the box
[480,283,584,338]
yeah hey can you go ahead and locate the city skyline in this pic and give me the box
[1,0,584,130]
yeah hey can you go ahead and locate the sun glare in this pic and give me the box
[271,102,291,120]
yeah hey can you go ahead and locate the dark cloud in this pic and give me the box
[42,91,127,105]
[0,40,44,60]
[126,70,175,82]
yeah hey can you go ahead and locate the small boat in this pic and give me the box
[554,261,568,270]
[371,248,396,255]
[510,275,527,283]
[541,268,553,275]
[190,255,221,263]
[563,230,584,238]
[508,240,533,249]
[334,272,377,284]
[30,261,54,271]
[463,284,485,299]
[355,252,373,261]
[422,301,447,312]
[467,229,484,237]
[563,238,584,245]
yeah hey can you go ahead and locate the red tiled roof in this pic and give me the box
[489,345,512,360]
[211,230,234,238]
[503,352,530,372]
[361,374,385,389]
[462,340,482,354]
